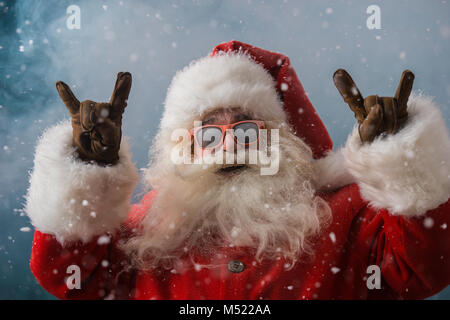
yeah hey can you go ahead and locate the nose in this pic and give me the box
[222,130,236,152]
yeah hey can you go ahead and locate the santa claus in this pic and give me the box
[26,41,450,300]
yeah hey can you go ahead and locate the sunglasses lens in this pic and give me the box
[196,127,222,149]
[233,122,259,144]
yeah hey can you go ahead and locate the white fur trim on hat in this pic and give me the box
[25,121,139,243]
[343,93,450,217]
[161,52,286,132]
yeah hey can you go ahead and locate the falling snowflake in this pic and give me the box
[231,227,240,238]
[423,217,434,229]
[97,235,110,245]
[329,232,336,243]
[129,53,139,62]
[100,108,109,118]
[331,267,340,274]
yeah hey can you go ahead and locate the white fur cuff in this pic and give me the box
[343,94,450,216]
[25,121,139,243]
[313,149,354,191]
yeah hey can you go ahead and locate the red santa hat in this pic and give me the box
[160,40,332,159]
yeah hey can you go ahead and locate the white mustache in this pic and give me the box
[173,149,262,180]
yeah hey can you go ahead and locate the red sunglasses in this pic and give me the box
[189,120,265,151]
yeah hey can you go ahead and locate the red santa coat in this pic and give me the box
[25,42,450,300]
[30,184,450,300]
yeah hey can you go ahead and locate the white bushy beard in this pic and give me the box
[121,124,331,271]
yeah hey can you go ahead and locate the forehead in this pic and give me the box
[201,107,252,123]
[202,106,240,118]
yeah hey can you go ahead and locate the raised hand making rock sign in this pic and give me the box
[333,69,414,143]
[56,72,132,165]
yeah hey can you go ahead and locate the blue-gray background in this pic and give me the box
[0,0,449,299]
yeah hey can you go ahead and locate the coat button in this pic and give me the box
[228,260,245,273]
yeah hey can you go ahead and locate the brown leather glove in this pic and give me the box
[333,69,414,143]
[56,72,132,165]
